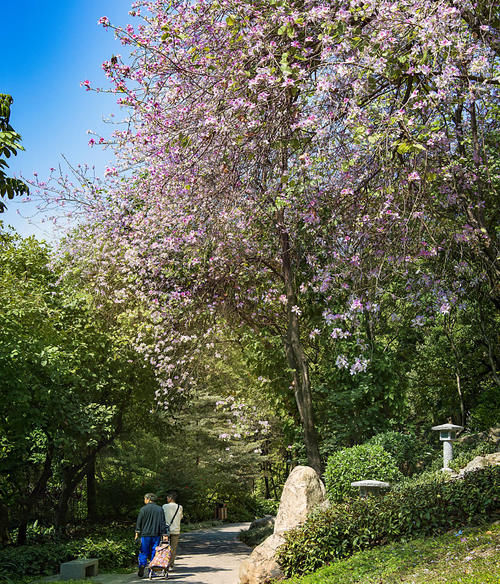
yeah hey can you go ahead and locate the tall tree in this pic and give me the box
[43,0,498,469]
[0,233,158,540]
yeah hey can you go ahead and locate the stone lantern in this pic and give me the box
[351,479,391,498]
[431,422,463,471]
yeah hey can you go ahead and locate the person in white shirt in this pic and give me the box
[162,492,183,569]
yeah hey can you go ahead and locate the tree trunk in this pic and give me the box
[264,473,271,500]
[55,485,72,534]
[86,456,97,523]
[16,521,27,546]
[278,213,322,475]
[445,325,466,428]
[0,503,9,546]
[16,440,54,545]
[286,339,322,474]
[56,464,89,532]
[55,421,124,532]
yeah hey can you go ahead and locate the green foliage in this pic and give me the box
[253,497,280,517]
[324,444,403,503]
[404,302,500,431]
[277,466,499,577]
[0,94,29,210]
[448,440,497,473]
[366,431,421,475]
[0,527,136,578]
[276,521,500,584]
[69,535,136,571]
[467,382,500,432]
[0,543,74,579]
[314,344,410,452]
[0,233,159,535]
[95,375,279,524]
[239,523,274,548]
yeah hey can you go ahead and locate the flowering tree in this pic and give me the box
[44,0,499,471]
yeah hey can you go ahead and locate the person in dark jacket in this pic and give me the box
[135,493,168,577]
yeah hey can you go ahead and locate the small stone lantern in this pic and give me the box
[351,480,391,498]
[431,422,463,471]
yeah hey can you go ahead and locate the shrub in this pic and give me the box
[449,440,497,472]
[239,523,274,547]
[0,528,136,578]
[253,497,280,517]
[367,431,421,475]
[0,543,74,578]
[277,466,499,577]
[324,444,403,503]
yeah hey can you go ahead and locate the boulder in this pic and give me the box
[274,466,327,534]
[238,533,285,584]
[239,466,327,584]
[459,451,500,475]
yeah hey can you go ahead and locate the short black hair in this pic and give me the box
[166,491,177,501]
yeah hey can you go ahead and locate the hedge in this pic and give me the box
[277,466,499,577]
[324,443,403,503]
[0,532,136,578]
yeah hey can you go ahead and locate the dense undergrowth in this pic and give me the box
[277,466,498,577]
[0,521,223,581]
[275,521,500,584]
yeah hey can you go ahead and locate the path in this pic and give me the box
[87,523,252,584]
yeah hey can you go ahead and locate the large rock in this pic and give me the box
[458,451,500,475]
[274,466,327,534]
[239,466,326,584]
[238,533,285,584]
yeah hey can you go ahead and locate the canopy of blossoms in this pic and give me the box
[37,0,499,469]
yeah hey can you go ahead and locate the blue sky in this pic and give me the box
[1,0,133,239]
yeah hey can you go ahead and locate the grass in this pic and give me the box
[277,521,500,584]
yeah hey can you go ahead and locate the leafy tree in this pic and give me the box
[0,94,28,211]
[0,233,158,541]
[94,346,285,522]
[405,298,500,430]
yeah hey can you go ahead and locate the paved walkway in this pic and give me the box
[51,523,252,584]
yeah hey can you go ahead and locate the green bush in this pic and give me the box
[253,497,280,517]
[239,523,274,547]
[274,521,500,584]
[449,440,497,472]
[277,466,499,577]
[324,444,403,503]
[0,543,74,578]
[367,431,421,475]
[0,528,136,578]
